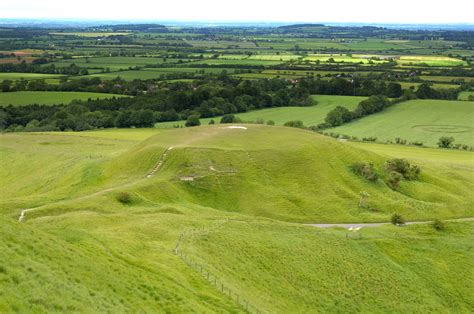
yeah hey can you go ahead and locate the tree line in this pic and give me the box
[0,76,462,133]
[0,78,313,132]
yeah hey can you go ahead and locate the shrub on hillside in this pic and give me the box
[116,191,132,204]
[386,171,403,190]
[385,159,420,180]
[391,213,405,225]
[284,120,305,128]
[220,114,241,124]
[267,120,275,125]
[185,115,201,127]
[351,162,378,181]
[362,137,377,142]
[395,138,407,145]
[208,119,215,125]
[432,219,446,231]
[438,136,455,148]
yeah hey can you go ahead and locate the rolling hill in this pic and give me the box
[1,125,473,312]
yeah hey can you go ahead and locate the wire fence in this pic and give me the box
[175,222,265,314]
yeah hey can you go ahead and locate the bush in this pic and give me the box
[432,219,446,231]
[395,137,407,145]
[362,136,377,142]
[284,120,305,128]
[438,136,455,148]
[351,163,378,181]
[116,191,132,204]
[385,159,420,180]
[208,119,215,125]
[387,171,403,190]
[220,114,241,124]
[266,120,275,125]
[391,213,405,225]
[185,115,201,127]
[324,106,353,127]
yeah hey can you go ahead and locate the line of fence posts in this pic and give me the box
[175,229,263,314]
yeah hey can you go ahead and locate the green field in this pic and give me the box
[459,91,474,100]
[0,91,128,106]
[398,55,467,67]
[49,32,131,37]
[1,125,473,311]
[398,81,460,90]
[0,73,64,81]
[329,99,474,147]
[156,95,366,128]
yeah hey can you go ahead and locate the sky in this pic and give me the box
[1,0,473,24]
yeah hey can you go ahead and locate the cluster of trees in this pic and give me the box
[1,77,148,95]
[322,95,392,128]
[0,61,89,75]
[415,83,459,100]
[297,77,403,98]
[0,78,314,132]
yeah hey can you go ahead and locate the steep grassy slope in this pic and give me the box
[328,99,474,147]
[0,216,239,312]
[0,132,138,212]
[185,220,474,312]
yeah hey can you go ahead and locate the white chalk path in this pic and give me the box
[147,147,173,178]
[305,217,474,229]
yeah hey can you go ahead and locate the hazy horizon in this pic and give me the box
[2,0,473,24]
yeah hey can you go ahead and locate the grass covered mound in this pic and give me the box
[1,126,473,312]
[14,124,473,223]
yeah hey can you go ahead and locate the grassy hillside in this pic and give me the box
[4,125,472,223]
[0,91,128,106]
[156,95,366,128]
[186,220,474,312]
[0,215,239,312]
[1,126,473,312]
[328,99,474,147]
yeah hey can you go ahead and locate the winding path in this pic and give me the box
[305,217,474,229]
